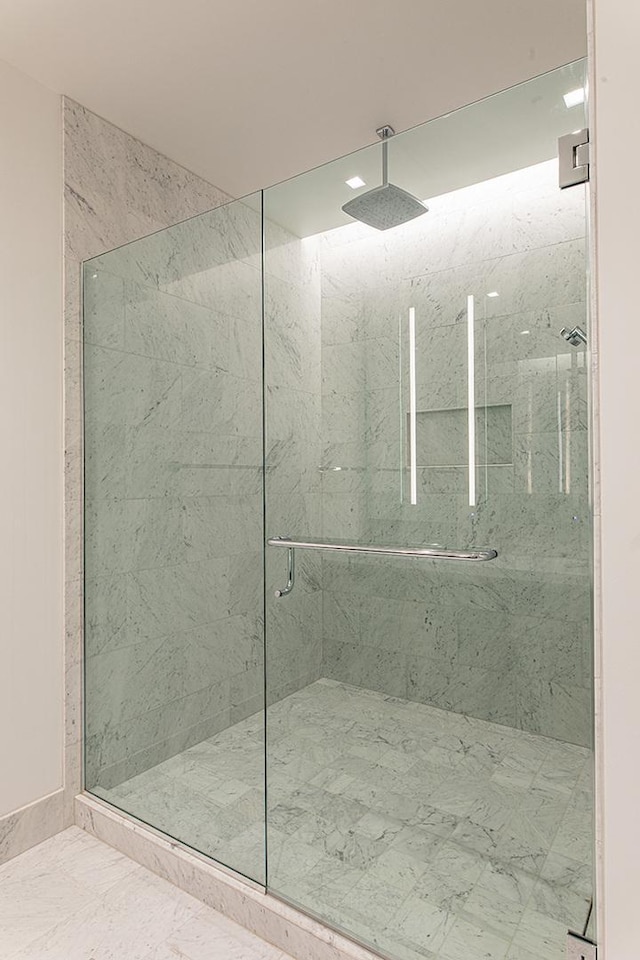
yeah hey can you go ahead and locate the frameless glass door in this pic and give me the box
[263,61,593,960]
[83,194,267,883]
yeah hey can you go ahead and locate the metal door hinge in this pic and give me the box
[567,931,597,960]
[559,128,590,188]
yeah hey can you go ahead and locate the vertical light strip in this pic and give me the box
[565,378,571,494]
[409,306,417,505]
[526,379,533,495]
[557,388,564,493]
[398,310,404,504]
[467,295,476,507]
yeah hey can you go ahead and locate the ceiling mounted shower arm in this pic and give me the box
[341,124,427,231]
[376,124,395,188]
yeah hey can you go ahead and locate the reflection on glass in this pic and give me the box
[83,194,266,884]
[81,57,595,960]
[264,58,594,960]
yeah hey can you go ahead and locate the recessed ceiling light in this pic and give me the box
[487,291,499,298]
[563,87,586,109]
[345,176,366,189]
[521,330,531,335]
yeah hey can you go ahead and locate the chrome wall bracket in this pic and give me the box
[273,539,296,598]
[559,128,590,188]
[561,325,588,347]
[567,931,597,960]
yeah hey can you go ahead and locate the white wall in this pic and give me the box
[0,0,587,198]
[0,58,63,818]
[592,1,640,956]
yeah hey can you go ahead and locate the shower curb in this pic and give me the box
[75,793,386,960]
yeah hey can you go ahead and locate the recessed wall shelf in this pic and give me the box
[406,403,513,468]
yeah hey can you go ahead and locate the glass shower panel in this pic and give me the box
[83,194,266,883]
[264,62,593,960]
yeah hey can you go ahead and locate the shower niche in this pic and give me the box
[83,59,594,960]
[409,404,513,467]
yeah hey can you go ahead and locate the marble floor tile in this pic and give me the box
[507,905,570,960]
[1,827,292,960]
[438,915,512,960]
[90,679,594,960]
[0,857,100,957]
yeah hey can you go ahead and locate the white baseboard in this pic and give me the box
[0,789,65,866]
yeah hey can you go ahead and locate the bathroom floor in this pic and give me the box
[0,825,294,960]
[96,678,594,960]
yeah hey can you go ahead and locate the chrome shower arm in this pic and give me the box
[376,124,394,187]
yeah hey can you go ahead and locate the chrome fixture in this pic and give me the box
[341,126,428,230]
[268,536,497,561]
[269,536,497,598]
[558,128,590,189]
[274,542,295,598]
[561,325,588,346]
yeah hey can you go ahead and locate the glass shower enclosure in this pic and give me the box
[83,60,594,960]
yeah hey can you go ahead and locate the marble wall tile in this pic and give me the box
[63,99,229,264]
[511,167,586,252]
[266,385,322,444]
[318,160,592,747]
[164,257,263,321]
[86,693,233,789]
[125,283,229,370]
[64,97,245,818]
[83,276,263,795]
[266,276,322,393]
[83,268,126,348]
[321,298,363,347]
[64,414,82,504]
[81,131,324,840]
[262,227,323,711]
[322,639,408,701]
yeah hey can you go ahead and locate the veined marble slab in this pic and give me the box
[0,790,64,867]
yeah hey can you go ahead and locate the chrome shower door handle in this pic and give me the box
[267,536,497,562]
[269,535,497,599]
[274,542,295,598]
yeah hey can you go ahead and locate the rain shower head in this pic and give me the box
[341,125,428,231]
[342,182,428,231]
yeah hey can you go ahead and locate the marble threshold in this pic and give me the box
[75,791,383,960]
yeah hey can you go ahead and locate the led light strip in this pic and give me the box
[409,306,417,506]
[557,388,564,493]
[467,295,476,507]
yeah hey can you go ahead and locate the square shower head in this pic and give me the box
[341,182,428,230]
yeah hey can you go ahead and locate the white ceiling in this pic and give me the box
[0,0,586,198]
